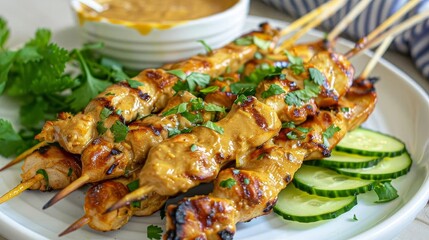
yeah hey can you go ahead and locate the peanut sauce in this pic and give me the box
[77,0,238,34]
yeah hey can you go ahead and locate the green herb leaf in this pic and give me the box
[181,112,203,124]
[373,181,399,203]
[234,36,253,46]
[190,144,198,152]
[243,178,250,185]
[197,40,213,54]
[261,84,285,99]
[162,102,188,116]
[341,107,350,113]
[110,120,128,142]
[353,214,358,221]
[220,178,236,189]
[285,79,320,106]
[67,168,73,177]
[186,72,210,91]
[147,225,163,240]
[253,36,271,50]
[230,82,257,96]
[322,125,341,147]
[36,169,50,190]
[199,85,219,94]
[0,119,36,157]
[127,179,140,192]
[0,18,10,48]
[202,121,224,134]
[167,69,187,80]
[126,79,144,88]
[282,121,295,129]
[234,94,248,105]
[204,103,225,114]
[309,68,325,85]
[100,107,113,120]
[285,51,305,75]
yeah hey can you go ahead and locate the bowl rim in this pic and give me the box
[70,0,249,28]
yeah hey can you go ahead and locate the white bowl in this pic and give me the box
[70,0,250,69]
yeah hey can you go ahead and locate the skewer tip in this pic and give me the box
[104,186,153,214]
[43,175,90,209]
[58,216,90,237]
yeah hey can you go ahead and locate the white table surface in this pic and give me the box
[0,0,427,239]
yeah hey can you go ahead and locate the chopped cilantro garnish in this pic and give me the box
[197,40,213,55]
[167,127,181,137]
[199,85,219,94]
[373,181,399,203]
[166,69,187,80]
[285,79,320,106]
[219,178,236,189]
[234,35,271,51]
[96,121,108,135]
[285,51,305,75]
[257,153,266,160]
[126,79,144,88]
[243,178,250,185]
[181,112,203,124]
[127,179,139,191]
[36,169,50,190]
[234,35,253,46]
[341,107,350,113]
[230,82,257,96]
[204,103,225,114]
[309,68,325,85]
[286,126,311,140]
[67,168,73,177]
[322,125,341,147]
[147,225,163,240]
[110,120,128,142]
[234,94,248,105]
[100,107,113,120]
[190,144,198,152]
[162,102,188,116]
[254,51,263,59]
[202,121,224,134]
[353,214,358,221]
[261,84,285,99]
[282,121,296,129]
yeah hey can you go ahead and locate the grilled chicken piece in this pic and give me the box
[107,96,281,212]
[165,79,377,239]
[20,145,81,191]
[35,23,281,155]
[44,92,220,208]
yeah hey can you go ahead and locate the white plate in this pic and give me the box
[0,16,428,240]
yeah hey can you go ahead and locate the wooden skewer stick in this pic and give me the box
[325,0,373,43]
[104,185,153,214]
[42,174,90,209]
[345,0,423,58]
[0,141,48,171]
[276,0,347,51]
[279,0,347,37]
[0,174,44,204]
[58,216,90,237]
[346,11,429,58]
[358,36,394,81]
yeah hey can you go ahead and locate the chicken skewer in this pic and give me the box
[0,145,81,204]
[42,3,350,208]
[42,90,227,208]
[164,52,380,239]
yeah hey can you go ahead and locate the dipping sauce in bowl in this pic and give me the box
[81,0,239,22]
[71,0,249,69]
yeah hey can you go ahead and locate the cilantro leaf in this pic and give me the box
[230,82,257,96]
[199,85,219,94]
[186,72,210,92]
[261,84,285,99]
[0,119,37,157]
[67,49,111,111]
[202,121,224,134]
[234,36,253,46]
[110,120,129,142]
[197,40,213,54]
[309,68,325,85]
[285,51,305,75]
[373,181,399,203]
[0,18,10,48]
[162,102,188,116]
[219,178,236,189]
[167,69,187,80]
[147,225,163,240]
[126,79,144,88]
[285,79,320,106]
[204,103,225,114]
[322,125,341,147]
[253,36,271,50]
[36,169,50,190]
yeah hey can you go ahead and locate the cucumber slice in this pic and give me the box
[305,151,383,169]
[274,184,357,223]
[335,128,406,157]
[293,165,374,197]
[335,152,412,180]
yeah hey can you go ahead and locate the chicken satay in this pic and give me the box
[34,23,281,155]
[43,91,223,208]
[0,145,81,204]
[106,96,281,212]
[164,78,377,239]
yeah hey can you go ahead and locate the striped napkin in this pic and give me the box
[261,0,429,80]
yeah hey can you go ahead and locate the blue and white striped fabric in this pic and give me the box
[261,0,429,80]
